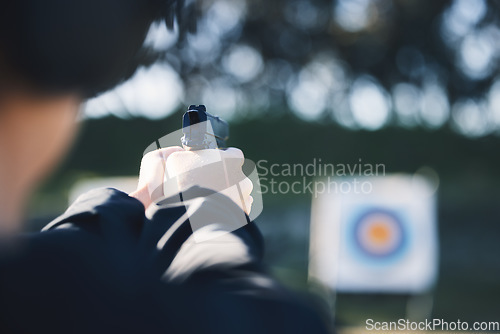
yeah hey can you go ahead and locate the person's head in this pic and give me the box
[0,0,179,231]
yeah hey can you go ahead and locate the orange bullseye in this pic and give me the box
[368,222,391,245]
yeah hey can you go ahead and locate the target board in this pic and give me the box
[309,175,438,293]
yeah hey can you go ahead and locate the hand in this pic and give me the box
[130,147,253,214]
[129,146,183,209]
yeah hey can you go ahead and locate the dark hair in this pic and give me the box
[0,0,181,98]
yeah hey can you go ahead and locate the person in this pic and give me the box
[0,0,329,333]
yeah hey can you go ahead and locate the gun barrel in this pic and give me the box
[181,105,229,150]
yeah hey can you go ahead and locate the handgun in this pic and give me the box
[180,105,248,213]
[181,105,229,150]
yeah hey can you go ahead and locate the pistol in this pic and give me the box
[181,105,229,150]
[179,105,249,214]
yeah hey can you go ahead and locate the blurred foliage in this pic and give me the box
[114,0,500,136]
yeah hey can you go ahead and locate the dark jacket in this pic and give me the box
[0,187,328,333]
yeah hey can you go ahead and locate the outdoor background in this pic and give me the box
[28,0,500,327]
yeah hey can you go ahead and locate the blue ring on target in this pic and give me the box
[348,207,409,263]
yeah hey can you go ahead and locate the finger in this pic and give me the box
[141,148,162,164]
[245,195,254,214]
[142,146,183,163]
[239,177,253,196]
[159,146,184,161]
[240,194,253,215]
[222,149,244,171]
[223,147,244,160]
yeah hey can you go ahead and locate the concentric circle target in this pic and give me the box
[353,209,406,258]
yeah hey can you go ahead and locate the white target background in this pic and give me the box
[309,175,439,293]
